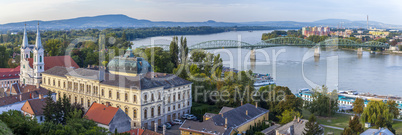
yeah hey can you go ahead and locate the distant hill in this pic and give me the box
[1,14,401,32]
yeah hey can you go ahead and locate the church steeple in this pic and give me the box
[35,22,42,49]
[21,23,28,49]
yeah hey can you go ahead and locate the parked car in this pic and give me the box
[172,119,183,125]
[166,121,174,126]
[187,115,197,120]
[181,114,189,119]
[158,123,172,130]
[165,123,172,128]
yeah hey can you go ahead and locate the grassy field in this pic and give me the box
[302,109,350,128]
[392,121,402,134]
[324,127,343,135]
[303,109,402,134]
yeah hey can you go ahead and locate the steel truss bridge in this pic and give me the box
[137,37,389,51]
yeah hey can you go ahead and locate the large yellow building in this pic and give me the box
[41,49,192,130]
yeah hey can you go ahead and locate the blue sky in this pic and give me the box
[0,0,401,25]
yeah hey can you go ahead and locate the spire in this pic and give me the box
[21,23,28,48]
[35,22,42,49]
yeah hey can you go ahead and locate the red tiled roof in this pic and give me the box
[21,98,47,115]
[0,87,50,106]
[84,103,119,125]
[125,129,161,135]
[27,55,79,70]
[125,129,144,135]
[0,66,20,80]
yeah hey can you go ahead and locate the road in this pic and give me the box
[320,124,344,130]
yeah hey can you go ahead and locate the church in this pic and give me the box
[19,23,79,86]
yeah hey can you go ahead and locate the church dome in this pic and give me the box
[107,48,152,75]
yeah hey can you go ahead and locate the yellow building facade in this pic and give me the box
[41,67,192,129]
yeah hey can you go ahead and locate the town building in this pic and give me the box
[40,48,193,129]
[261,117,323,135]
[360,127,394,135]
[302,26,331,37]
[20,98,47,123]
[179,103,269,135]
[297,89,402,118]
[84,102,132,133]
[0,66,20,92]
[0,84,55,113]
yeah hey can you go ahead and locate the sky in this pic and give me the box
[0,0,401,25]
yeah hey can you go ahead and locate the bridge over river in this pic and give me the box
[137,37,389,60]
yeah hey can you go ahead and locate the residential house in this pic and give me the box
[180,103,269,135]
[360,127,394,135]
[20,98,47,123]
[84,102,132,133]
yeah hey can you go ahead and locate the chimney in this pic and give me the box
[19,94,22,101]
[36,83,40,89]
[99,66,105,82]
[221,113,223,117]
[29,93,32,99]
[241,100,243,106]
[297,117,300,123]
[39,94,42,99]
[225,118,228,128]
[246,110,248,116]
[105,102,111,107]
[255,102,258,108]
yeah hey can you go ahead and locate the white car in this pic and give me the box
[172,119,183,125]
[186,115,197,120]
[181,114,189,119]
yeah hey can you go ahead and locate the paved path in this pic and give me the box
[320,124,344,130]
[337,112,402,121]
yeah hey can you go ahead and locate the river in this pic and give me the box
[132,30,402,96]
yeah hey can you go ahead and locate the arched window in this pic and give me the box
[151,108,154,117]
[158,106,161,116]
[26,54,28,59]
[40,56,42,62]
[144,109,147,119]
[151,93,154,101]
[178,93,181,100]
[125,108,128,114]
[133,109,137,118]
[144,94,147,103]
[133,95,137,102]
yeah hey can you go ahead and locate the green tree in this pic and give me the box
[0,46,9,68]
[342,127,353,135]
[0,110,39,135]
[345,115,364,135]
[306,86,338,117]
[303,114,324,135]
[169,36,179,68]
[278,109,301,124]
[352,98,364,115]
[45,39,63,56]
[0,120,12,135]
[361,101,393,126]
[377,38,387,43]
[387,100,400,119]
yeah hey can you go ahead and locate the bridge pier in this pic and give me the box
[250,48,256,61]
[357,47,363,56]
[314,47,320,57]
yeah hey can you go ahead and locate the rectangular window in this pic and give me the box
[117,92,120,99]
[109,90,112,98]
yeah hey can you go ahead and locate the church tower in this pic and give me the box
[33,23,44,85]
[20,24,32,85]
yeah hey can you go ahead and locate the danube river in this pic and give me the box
[132,30,402,96]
